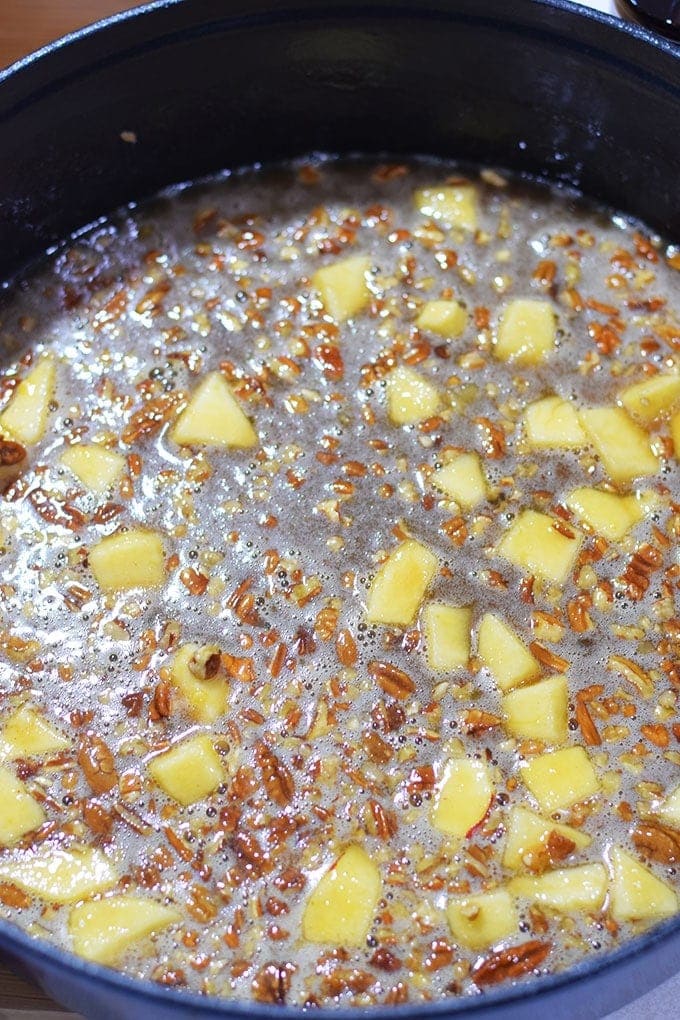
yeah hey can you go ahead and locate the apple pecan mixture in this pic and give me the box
[0,158,680,1006]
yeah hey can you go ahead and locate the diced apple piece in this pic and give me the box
[416,300,467,338]
[0,356,56,445]
[0,845,117,903]
[423,603,471,672]
[502,805,591,871]
[502,675,568,745]
[366,538,438,627]
[580,406,659,484]
[302,844,381,946]
[69,894,180,965]
[60,444,125,494]
[565,487,656,542]
[0,766,45,846]
[0,705,70,759]
[89,529,165,592]
[521,746,600,814]
[495,299,556,365]
[509,863,607,912]
[619,373,680,423]
[654,784,680,828]
[477,613,540,693]
[171,371,257,449]
[148,733,225,806]
[432,453,488,510]
[386,365,441,426]
[609,846,678,922]
[414,185,478,231]
[524,395,587,449]
[672,409,680,459]
[169,645,228,724]
[312,254,371,322]
[432,758,494,838]
[496,509,582,586]
[447,888,519,950]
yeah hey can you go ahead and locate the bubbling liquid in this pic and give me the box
[0,157,679,1006]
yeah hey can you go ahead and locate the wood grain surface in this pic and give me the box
[0,0,139,70]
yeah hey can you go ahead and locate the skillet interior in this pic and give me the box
[0,1,679,1017]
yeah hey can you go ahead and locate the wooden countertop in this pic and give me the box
[0,1,139,70]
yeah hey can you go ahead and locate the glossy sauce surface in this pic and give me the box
[0,158,679,1006]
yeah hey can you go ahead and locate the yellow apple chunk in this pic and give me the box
[0,766,45,846]
[0,356,56,445]
[509,863,607,913]
[565,487,656,542]
[496,509,582,586]
[69,894,180,965]
[502,675,568,745]
[423,603,471,672]
[432,453,488,510]
[521,746,600,814]
[366,538,438,627]
[524,395,587,449]
[502,806,591,871]
[495,299,556,365]
[477,613,540,693]
[169,644,229,724]
[619,373,680,423]
[0,705,70,759]
[416,300,467,338]
[386,365,441,426]
[302,844,381,946]
[580,406,659,484]
[0,845,117,904]
[148,733,225,806]
[60,444,125,495]
[312,254,371,322]
[446,888,519,950]
[672,408,680,459]
[654,784,680,828]
[89,529,166,592]
[171,371,257,449]
[609,846,677,922]
[414,185,478,231]
[432,759,494,838]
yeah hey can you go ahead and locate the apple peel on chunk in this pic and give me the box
[432,758,494,839]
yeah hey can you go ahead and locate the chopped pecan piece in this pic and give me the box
[632,821,680,864]
[472,940,552,988]
[77,734,118,795]
[29,488,86,531]
[122,393,179,444]
[0,439,27,492]
[255,742,295,806]
[252,962,296,1004]
[460,709,501,735]
[370,948,401,972]
[368,660,415,700]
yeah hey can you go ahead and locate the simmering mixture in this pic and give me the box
[0,158,680,1006]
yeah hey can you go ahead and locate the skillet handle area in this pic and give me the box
[0,0,679,286]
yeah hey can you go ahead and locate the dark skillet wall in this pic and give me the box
[0,2,679,283]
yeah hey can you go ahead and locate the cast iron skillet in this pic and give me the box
[0,1,679,1017]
